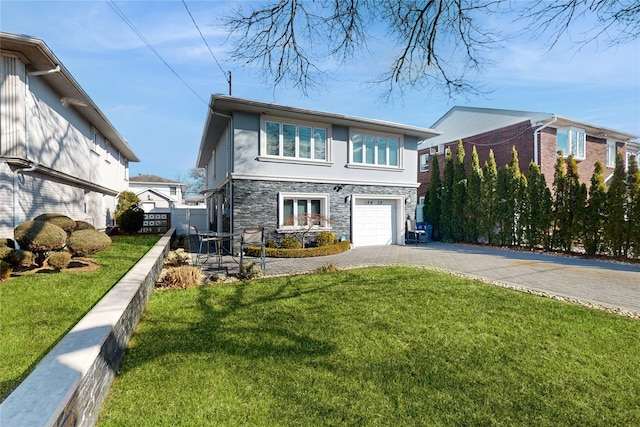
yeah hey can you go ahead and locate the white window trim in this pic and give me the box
[419,153,430,172]
[277,192,331,232]
[557,127,586,160]
[349,128,404,169]
[606,140,616,168]
[259,116,331,163]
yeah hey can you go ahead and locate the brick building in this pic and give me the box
[417,107,638,219]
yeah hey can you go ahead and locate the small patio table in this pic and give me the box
[196,231,238,268]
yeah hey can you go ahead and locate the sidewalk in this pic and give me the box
[195,241,640,317]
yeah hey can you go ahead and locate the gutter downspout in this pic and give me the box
[12,66,61,234]
[533,116,557,166]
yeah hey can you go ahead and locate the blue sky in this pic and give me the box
[2,0,639,180]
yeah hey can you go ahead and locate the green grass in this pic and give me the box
[98,267,640,426]
[0,235,159,401]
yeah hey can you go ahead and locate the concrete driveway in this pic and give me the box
[201,241,640,317]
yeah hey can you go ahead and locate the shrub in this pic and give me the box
[67,229,112,256]
[117,206,145,234]
[316,264,341,274]
[33,213,77,234]
[156,266,204,289]
[238,260,263,280]
[314,231,336,247]
[115,191,140,219]
[8,249,35,268]
[281,235,302,249]
[244,240,351,258]
[0,238,14,248]
[265,239,277,248]
[14,220,67,253]
[74,220,96,231]
[0,260,11,281]
[0,246,12,261]
[47,251,72,270]
[164,249,192,267]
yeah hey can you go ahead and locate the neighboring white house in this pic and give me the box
[0,32,139,237]
[129,174,186,212]
[196,95,439,248]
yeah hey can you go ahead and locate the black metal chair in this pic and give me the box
[240,227,266,272]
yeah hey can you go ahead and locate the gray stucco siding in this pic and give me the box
[232,179,417,247]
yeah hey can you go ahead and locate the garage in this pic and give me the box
[352,198,399,246]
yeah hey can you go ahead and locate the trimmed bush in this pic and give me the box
[244,240,351,258]
[46,251,72,270]
[281,235,302,249]
[0,260,11,281]
[0,246,12,261]
[67,229,112,256]
[164,249,192,267]
[74,220,96,231]
[314,231,336,247]
[34,213,76,234]
[14,220,67,253]
[8,249,35,268]
[117,206,144,234]
[0,238,13,248]
[156,266,204,289]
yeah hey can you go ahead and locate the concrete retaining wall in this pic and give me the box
[0,229,175,427]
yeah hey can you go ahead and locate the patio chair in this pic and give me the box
[406,219,426,245]
[192,225,216,265]
[240,227,266,272]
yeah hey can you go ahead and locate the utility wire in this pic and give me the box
[181,0,229,85]
[105,0,209,105]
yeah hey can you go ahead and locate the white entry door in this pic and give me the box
[352,199,397,246]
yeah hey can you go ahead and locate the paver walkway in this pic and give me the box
[197,241,640,316]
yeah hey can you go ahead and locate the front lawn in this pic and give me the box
[98,266,640,426]
[0,234,159,401]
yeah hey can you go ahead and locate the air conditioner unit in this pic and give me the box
[429,146,437,155]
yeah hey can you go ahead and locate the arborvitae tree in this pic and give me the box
[496,167,509,246]
[525,161,552,248]
[563,155,586,252]
[497,147,522,246]
[604,153,627,257]
[115,191,140,221]
[424,153,442,240]
[583,161,607,255]
[480,150,499,244]
[625,155,640,257]
[451,140,467,242]
[439,147,454,242]
[465,146,483,243]
[515,173,528,246]
[551,154,568,250]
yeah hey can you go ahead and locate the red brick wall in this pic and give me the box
[418,121,627,197]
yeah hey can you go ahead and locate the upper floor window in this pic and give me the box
[170,186,177,196]
[606,140,616,168]
[557,127,585,159]
[419,153,430,172]
[351,131,401,168]
[263,119,328,161]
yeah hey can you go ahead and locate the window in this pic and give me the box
[263,120,328,161]
[606,140,616,168]
[170,186,177,196]
[557,127,586,159]
[351,131,401,167]
[278,193,330,229]
[420,153,430,172]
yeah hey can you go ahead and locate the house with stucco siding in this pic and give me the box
[196,95,439,248]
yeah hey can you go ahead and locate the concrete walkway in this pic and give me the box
[198,241,640,317]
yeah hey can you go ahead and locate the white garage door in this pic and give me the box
[353,199,397,246]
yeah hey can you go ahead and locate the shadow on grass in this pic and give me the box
[119,278,338,373]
